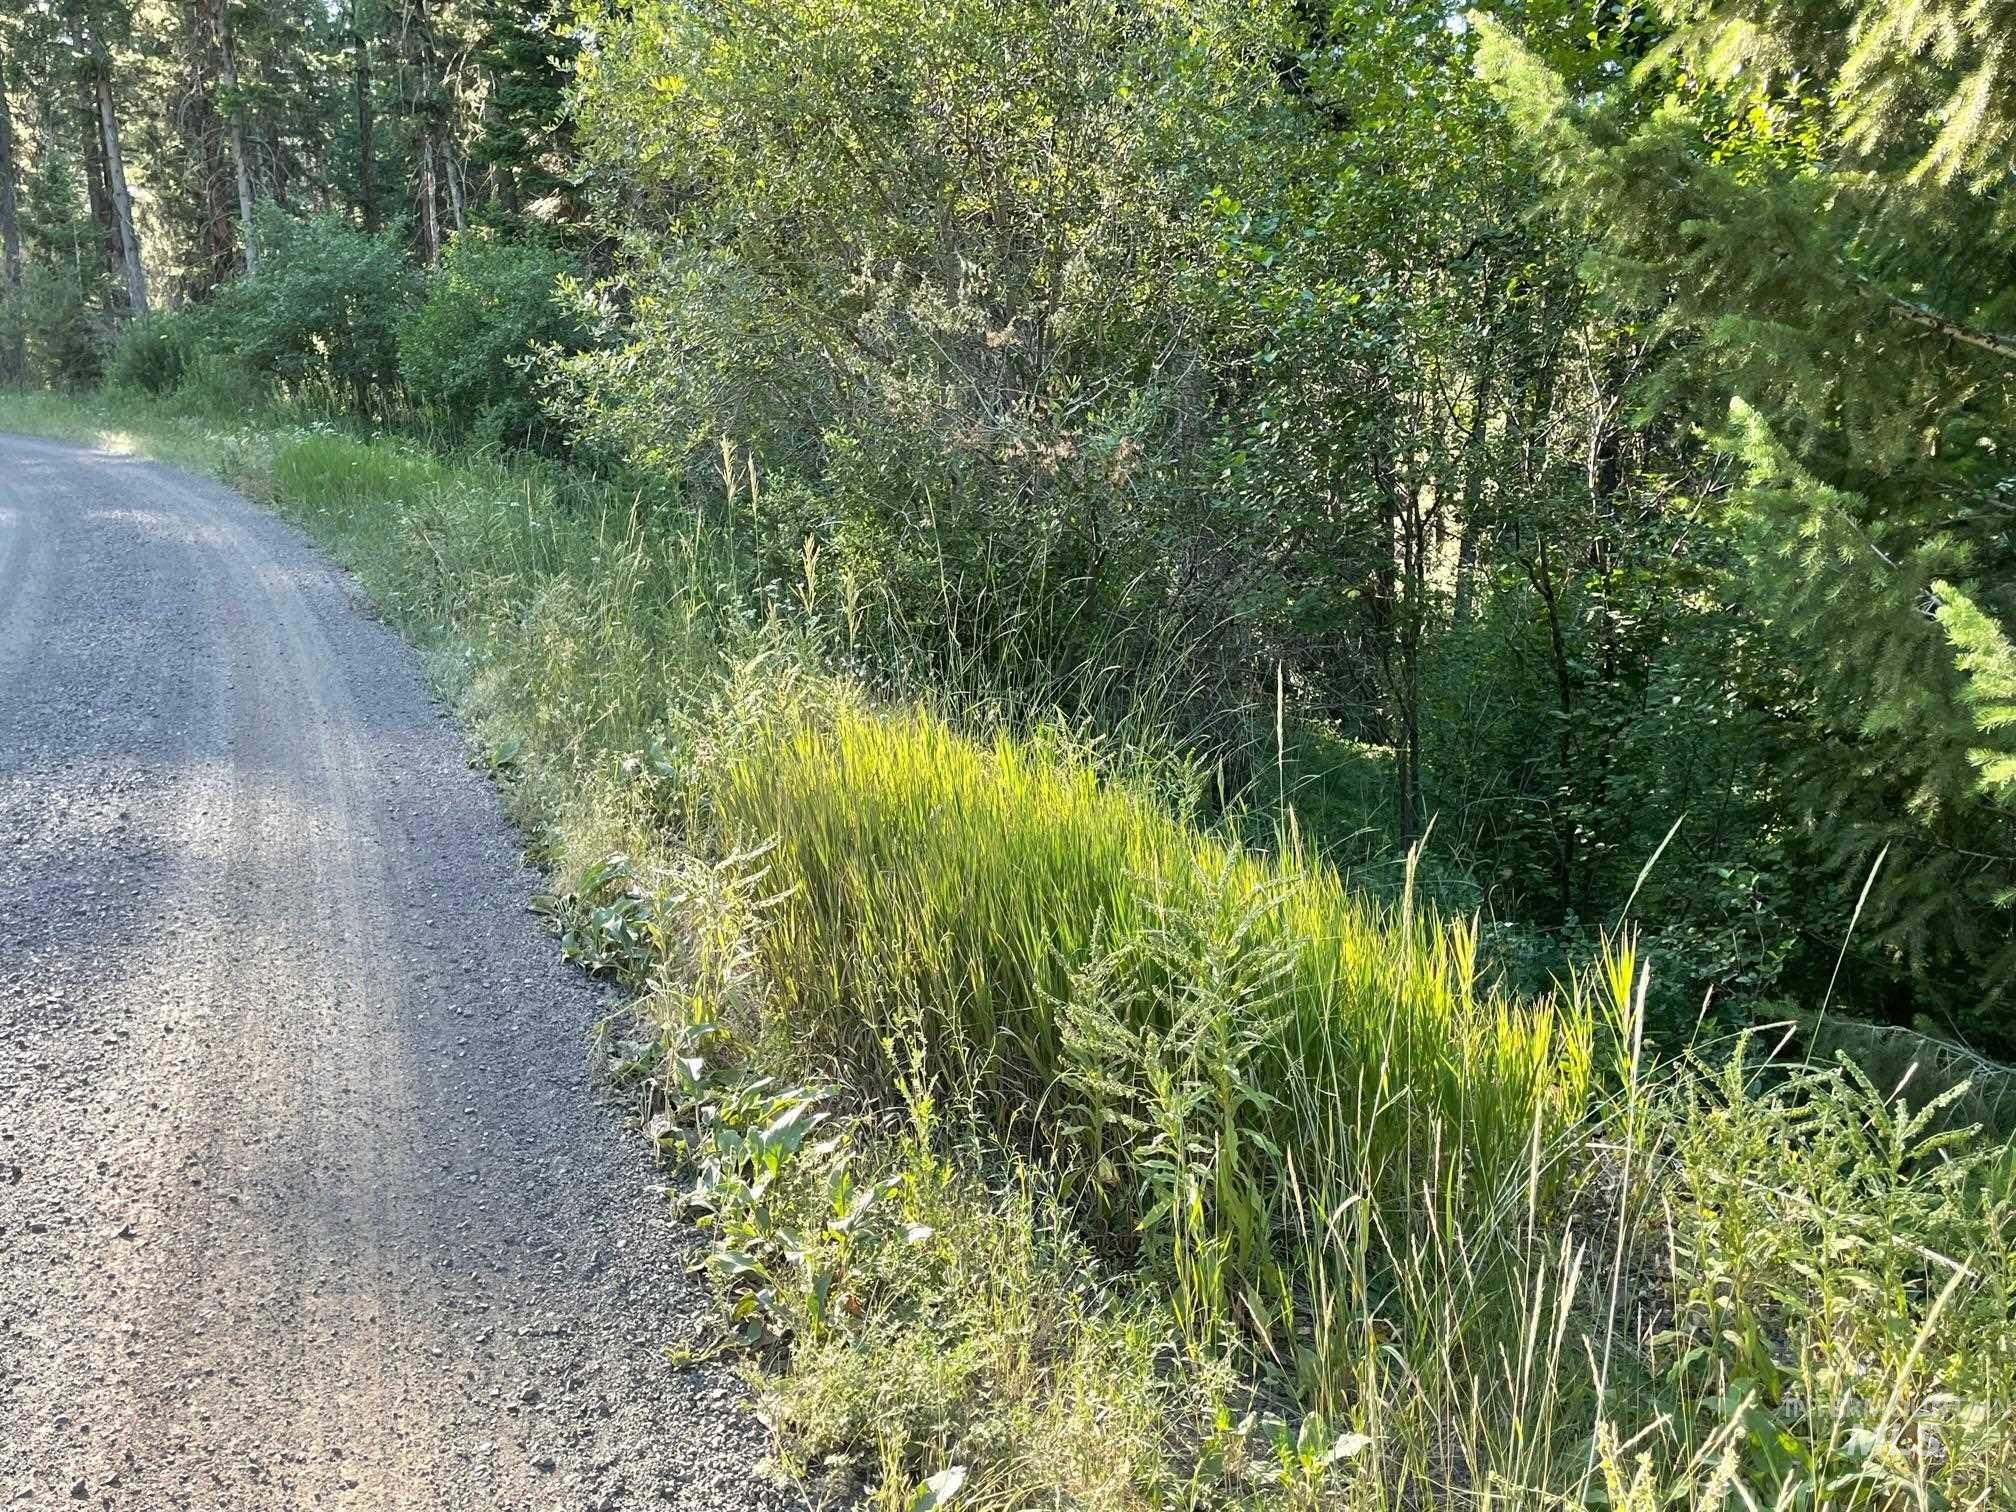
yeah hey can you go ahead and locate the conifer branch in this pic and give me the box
[1873,287,2016,365]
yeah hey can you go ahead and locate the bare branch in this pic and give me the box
[1879,289,2016,364]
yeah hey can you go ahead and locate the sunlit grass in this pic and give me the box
[711,693,1593,1236]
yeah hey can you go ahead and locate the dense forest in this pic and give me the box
[4,0,2016,1505]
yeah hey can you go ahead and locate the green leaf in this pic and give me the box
[903,1466,967,1512]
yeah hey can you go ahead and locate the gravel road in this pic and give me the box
[0,434,787,1510]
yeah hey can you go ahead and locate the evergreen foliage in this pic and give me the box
[465,3,577,223]
[1476,0,2016,1039]
[1939,581,2016,808]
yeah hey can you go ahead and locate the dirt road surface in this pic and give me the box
[0,434,786,1510]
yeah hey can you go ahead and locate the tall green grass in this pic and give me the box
[669,685,2015,1507]
[677,692,1612,1494]
[708,698,1593,1246]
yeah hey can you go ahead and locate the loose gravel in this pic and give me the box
[0,434,796,1510]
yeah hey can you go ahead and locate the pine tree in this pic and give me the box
[466,3,578,226]
[0,35,23,381]
[1939,582,2016,808]
[1476,0,2016,1041]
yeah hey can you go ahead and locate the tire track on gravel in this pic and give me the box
[0,434,793,1512]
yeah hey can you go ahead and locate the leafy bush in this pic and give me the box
[204,206,416,411]
[106,309,198,395]
[398,230,588,451]
[173,351,273,421]
[560,0,1253,737]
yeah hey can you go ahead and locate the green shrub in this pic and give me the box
[12,264,103,391]
[106,309,198,395]
[205,205,417,411]
[398,230,588,451]
[173,351,273,420]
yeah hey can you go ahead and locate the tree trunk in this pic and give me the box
[409,0,441,263]
[92,47,148,313]
[0,74,18,288]
[261,119,288,208]
[215,0,258,277]
[352,4,376,231]
[180,2,234,291]
[79,89,117,291]
[1452,270,1501,627]
[0,64,22,382]
[444,142,465,236]
[194,92,235,289]
[416,129,440,263]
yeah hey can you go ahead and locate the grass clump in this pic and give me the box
[701,693,1596,1289]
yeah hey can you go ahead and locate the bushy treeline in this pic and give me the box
[542,0,2016,1052]
[74,210,585,452]
[6,0,2014,1052]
